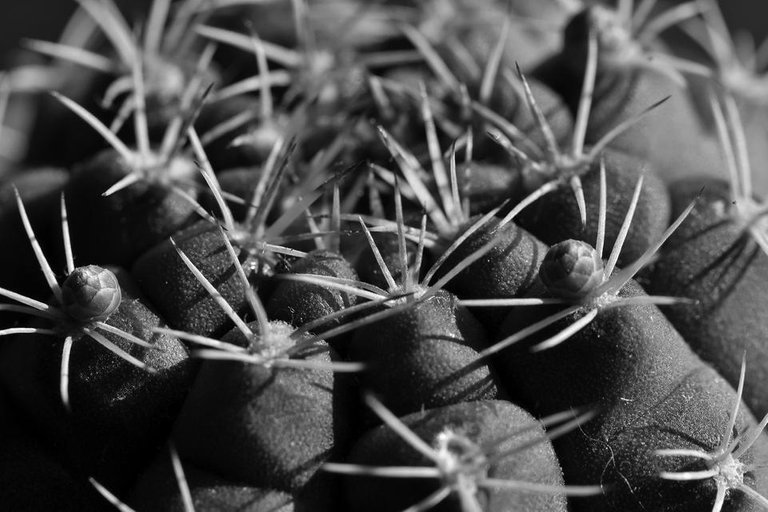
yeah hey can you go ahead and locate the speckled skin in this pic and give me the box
[172,321,350,509]
[514,148,671,267]
[0,268,193,491]
[64,149,199,267]
[496,280,768,511]
[343,400,568,512]
[435,217,548,330]
[267,249,359,336]
[132,219,263,338]
[130,456,295,512]
[644,178,768,419]
[348,289,498,417]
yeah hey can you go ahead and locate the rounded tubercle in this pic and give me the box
[61,265,122,323]
[539,239,604,300]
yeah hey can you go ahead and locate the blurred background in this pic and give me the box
[0,0,766,67]
[719,0,768,37]
[0,1,150,67]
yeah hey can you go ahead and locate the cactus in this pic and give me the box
[1,1,768,511]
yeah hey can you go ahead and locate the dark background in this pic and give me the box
[719,0,768,36]
[0,0,765,66]
[0,0,149,67]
